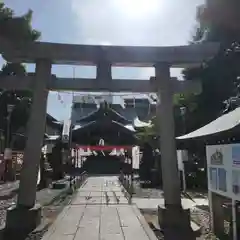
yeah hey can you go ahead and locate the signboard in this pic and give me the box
[62,119,71,143]
[207,145,228,195]
[132,146,140,170]
[4,148,12,160]
[177,150,188,171]
[177,150,184,171]
[206,144,240,200]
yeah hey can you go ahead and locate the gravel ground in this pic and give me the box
[132,181,221,239]
[0,196,17,227]
[0,180,73,240]
[191,206,231,240]
[191,207,217,239]
[25,193,73,240]
[142,208,218,240]
[0,181,19,228]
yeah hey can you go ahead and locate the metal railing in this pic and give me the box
[119,170,133,204]
[69,171,88,190]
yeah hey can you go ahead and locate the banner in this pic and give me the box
[62,119,71,143]
[76,145,132,151]
[4,148,12,160]
[132,146,140,169]
[177,150,188,171]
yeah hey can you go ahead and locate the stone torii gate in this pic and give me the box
[0,40,219,239]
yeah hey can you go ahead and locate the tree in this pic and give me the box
[181,1,240,132]
[0,3,40,181]
[171,1,240,190]
[0,62,26,76]
[0,3,40,45]
[139,142,155,183]
[0,3,41,94]
[0,2,41,88]
[0,3,39,137]
[195,1,240,42]
[136,116,158,147]
[0,62,32,139]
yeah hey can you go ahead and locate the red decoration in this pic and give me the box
[76,145,132,151]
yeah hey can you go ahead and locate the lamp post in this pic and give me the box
[4,104,15,181]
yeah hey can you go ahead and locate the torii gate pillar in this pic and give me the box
[5,59,51,236]
[155,63,193,239]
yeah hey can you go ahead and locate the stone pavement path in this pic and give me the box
[42,176,157,240]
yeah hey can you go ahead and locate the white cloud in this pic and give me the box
[70,0,203,79]
[70,0,203,46]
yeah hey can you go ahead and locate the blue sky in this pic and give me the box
[1,0,204,120]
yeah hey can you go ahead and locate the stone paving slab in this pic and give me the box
[133,197,209,210]
[42,176,157,240]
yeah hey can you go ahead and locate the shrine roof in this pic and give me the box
[76,105,131,125]
[72,120,136,135]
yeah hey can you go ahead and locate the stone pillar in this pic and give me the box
[96,61,112,93]
[5,59,51,237]
[155,63,193,239]
[96,61,112,81]
[17,59,51,207]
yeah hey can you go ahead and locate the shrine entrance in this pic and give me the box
[72,146,132,175]
[84,155,121,175]
[0,37,219,239]
[69,102,138,174]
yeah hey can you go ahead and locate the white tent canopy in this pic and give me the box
[177,107,240,140]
